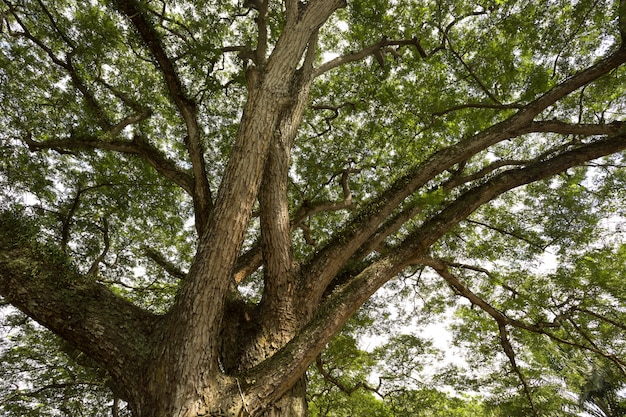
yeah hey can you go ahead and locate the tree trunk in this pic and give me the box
[257,379,308,417]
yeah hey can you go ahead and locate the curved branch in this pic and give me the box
[315,355,381,396]
[433,102,523,116]
[498,323,538,416]
[420,257,626,369]
[576,307,626,332]
[310,102,356,136]
[6,2,111,129]
[143,246,187,281]
[86,217,110,277]
[446,36,502,105]
[22,133,194,196]
[421,258,535,415]
[465,219,546,250]
[314,37,427,77]
[301,48,626,306]
[292,168,356,227]
[112,0,213,234]
[0,225,157,391]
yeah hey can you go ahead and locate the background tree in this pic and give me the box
[1,0,626,416]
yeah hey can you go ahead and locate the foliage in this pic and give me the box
[1,0,626,415]
[0,309,127,417]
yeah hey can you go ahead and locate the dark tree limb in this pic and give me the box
[433,102,524,116]
[5,1,111,129]
[0,231,157,397]
[446,37,503,105]
[143,246,187,281]
[465,219,546,250]
[420,257,626,368]
[519,120,626,136]
[314,355,381,396]
[112,0,213,235]
[22,133,194,196]
[86,217,110,277]
[498,323,539,416]
[314,37,429,76]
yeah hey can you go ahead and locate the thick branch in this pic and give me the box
[261,132,626,403]
[258,37,319,331]
[244,256,403,413]
[143,246,187,280]
[518,120,626,136]
[301,47,626,306]
[233,245,263,284]
[401,133,626,258]
[433,102,524,116]
[0,229,157,392]
[153,0,347,398]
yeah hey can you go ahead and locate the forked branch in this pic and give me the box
[301,47,626,305]
[112,0,213,233]
[314,37,428,76]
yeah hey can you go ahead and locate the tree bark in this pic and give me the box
[3,2,626,417]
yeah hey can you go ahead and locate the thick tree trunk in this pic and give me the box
[258,379,308,417]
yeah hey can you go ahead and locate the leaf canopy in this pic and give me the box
[1,0,626,415]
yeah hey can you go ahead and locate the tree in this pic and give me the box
[1,0,626,415]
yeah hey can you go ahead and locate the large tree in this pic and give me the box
[1,0,626,416]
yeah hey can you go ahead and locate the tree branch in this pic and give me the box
[314,355,380,396]
[314,37,427,77]
[432,102,523,116]
[154,0,347,391]
[576,307,626,332]
[0,224,157,393]
[446,37,502,105]
[301,132,626,364]
[419,256,626,369]
[301,47,626,307]
[86,217,110,277]
[112,0,213,234]
[143,246,187,280]
[258,43,321,331]
[2,381,106,404]
[292,167,356,227]
[22,133,194,196]
[5,2,111,129]
[418,257,537,414]
[465,219,546,250]
[232,245,263,284]
[255,0,269,64]
[498,323,539,416]
[518,120,626,136]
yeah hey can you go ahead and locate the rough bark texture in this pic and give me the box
[2,1,626,416]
